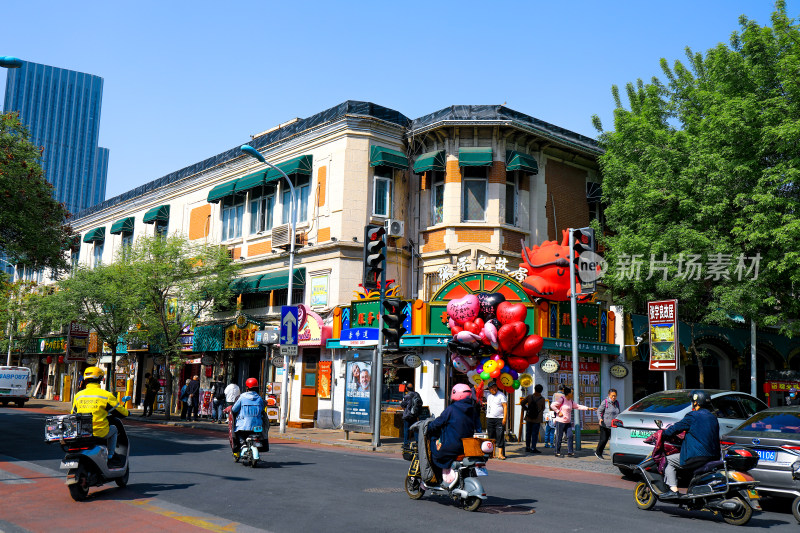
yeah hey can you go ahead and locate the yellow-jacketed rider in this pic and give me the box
[72,367,129,459]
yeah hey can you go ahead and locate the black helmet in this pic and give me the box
[690,390,712,409]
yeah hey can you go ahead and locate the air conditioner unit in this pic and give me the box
[385,219,405,238]
[271,223,302,249]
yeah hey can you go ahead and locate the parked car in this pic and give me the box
[721,406,800,523]
[611,389,767,474]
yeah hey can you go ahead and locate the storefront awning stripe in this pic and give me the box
[207,180,240,203]
[369,145,409,170]
[412,150,445,173]
[264,155,313,184]
[234,169,268,194]
[230,274,262,293]
[256,268,306,292]
[505,150,539,174]
[458,147,493,167]
[109,217,134,235]
[82,227,105,243]
[142,204,170,224]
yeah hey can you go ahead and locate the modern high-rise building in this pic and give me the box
[3,61,109,215]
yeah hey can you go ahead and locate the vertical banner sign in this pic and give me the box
[648,299,679,371]
[343,351,373,432]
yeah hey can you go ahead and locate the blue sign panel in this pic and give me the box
[339,327,379,347]
[280,306,298,345]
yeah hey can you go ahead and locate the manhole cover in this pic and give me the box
[363,487,405,493]
[479,505,535,515]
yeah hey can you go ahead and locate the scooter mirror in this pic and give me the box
[655,419,662,429]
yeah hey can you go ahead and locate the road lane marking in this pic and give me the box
[0,468,34,484]
[128,499,271,533]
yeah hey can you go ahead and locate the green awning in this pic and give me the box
[109,217,134,235]
[265,155,313,184]
[230,274,263,293]
[412,150,445,173]
[82,227,105,243]
[458,147,493,167]
[235,169,268,194]
[207,180,239,203]
[256,268,306,292]
[143,205,170,224]
[505,150,539,174]
[370,145,409,170]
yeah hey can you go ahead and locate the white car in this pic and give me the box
[610,389,767,474]
[0,366,32,407]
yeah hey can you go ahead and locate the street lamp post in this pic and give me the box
[0,56,22,69]
[241,144,296,434]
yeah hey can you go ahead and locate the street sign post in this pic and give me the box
[280,306,298,346]
[255,326,280,345]
[648,299,679,390]
[279,345,298,356]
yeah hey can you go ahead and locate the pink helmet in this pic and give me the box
[451,383,471,401]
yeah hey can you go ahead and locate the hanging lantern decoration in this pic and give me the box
[46,356,53,365]
[57,355,64,364]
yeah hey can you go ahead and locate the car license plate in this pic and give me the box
[252,426,262,433]
[755,449,777,462]
[61,461,79,469]
[630,430,654,439]
[0,389,10,394]
[475,467,488,477]
[747,489,760,499]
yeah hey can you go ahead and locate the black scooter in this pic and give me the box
[45,409,130,501]
[633,422,760,526]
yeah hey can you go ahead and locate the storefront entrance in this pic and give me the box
[300,349,319,420]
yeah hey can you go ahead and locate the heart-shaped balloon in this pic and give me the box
[496,302,528,325]
[512,334,544,358]
[477,292,506,320]
[463,321,482,335]
[474,317,485,329]
[498,321,528,352]
[507,356,529,372]
[447,294,480,325]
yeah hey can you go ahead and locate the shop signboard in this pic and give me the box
[297,305,332,346]
[37,337,67,354]
[318,361,332,399]
[647,299,679,371]
[403,354,422,368]
[115,373,127,393]
[310,274,329,308]
[556,303,600,341]
[343,350,374,432]
[224,322,259,350]
[339,328,379,347]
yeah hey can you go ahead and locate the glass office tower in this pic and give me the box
[3,61,109,215]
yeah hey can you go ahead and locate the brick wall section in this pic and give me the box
[248,240,272,257]
[317,166,326,207]
[489,161,506,184]
[420,172,428,191]
[544,159,590,241]
[456,229,493,243]
[422,229,446,252]
[445,160,461,183]
[502,229,525,253]
[188,204,211,240]
[317,227,330,242]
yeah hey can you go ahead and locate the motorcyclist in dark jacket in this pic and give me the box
[662,390,721,497]
[427,384,482,471]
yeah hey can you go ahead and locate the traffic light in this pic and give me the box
[382,298,407,350]
[571,227,596,293]
[362,224,386,291]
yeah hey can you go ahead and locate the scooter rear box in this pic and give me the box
[724,447,759,471]
[44,414,93,442]
[462,437,494,457]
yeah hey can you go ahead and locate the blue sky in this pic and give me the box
[1,0,795,202]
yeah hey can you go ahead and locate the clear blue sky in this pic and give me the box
[2,0,795,202]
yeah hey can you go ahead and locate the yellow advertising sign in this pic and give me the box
[224,323,259,350]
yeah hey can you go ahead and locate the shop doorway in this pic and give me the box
[300,349,319,420]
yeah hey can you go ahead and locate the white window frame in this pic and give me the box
[250,188,275,235]
[221,198,244,242]
[431,172,445,226]
[461,167,488,223]
[93,242,104,267]
[373,168,393,218]
[281,175,310,225]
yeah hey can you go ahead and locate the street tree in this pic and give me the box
[33,261,138,392]
[0,112,74,275]
[123,234,239,419]
[0,279,38,365]
[591,3,800,385]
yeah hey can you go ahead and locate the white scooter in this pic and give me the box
[45,406,130,501]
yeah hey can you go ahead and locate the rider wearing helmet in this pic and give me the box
[231,378,266,455]
[787,387,798,407]
[71,366,129,461]
[662,390,721,498]
[426,383,482,480]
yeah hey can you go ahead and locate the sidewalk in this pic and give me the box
[27,399,619,475]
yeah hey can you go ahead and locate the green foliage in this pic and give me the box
[594,3,800,337]
[0,279,39,359]
[0,112,74,274]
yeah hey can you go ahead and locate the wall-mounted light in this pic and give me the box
[239,256,246,261]
[433,359,441,389]
[331,236,338,242]
[352,237,358,242]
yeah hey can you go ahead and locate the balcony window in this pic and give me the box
[431,172,445,225]
[250,187,275,234]
[462,167,487,222]
[281,175,310,225]
[505,172,519,226]
[221,197,244,241]
[373,167,393,218]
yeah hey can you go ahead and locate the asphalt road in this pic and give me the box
[1,406,798,532]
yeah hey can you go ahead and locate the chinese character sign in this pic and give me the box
[648,299,679,371]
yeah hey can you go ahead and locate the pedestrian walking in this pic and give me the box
[485,381,507,460]
[520,383,545,453]
[550,383,566,448]
[551,386,596,457]
[186,375,201,421]
[224,380,241,413]
[595,388,620,460]
[543,401,556,448]
[210,375,226,423]
[179,379,190,420]
[400,382,422,448]
[142,373,160,417]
